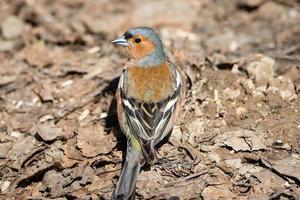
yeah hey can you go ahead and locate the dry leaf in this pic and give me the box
[36,123,65,142]
[77,124,116,157]
[7,136,39,170]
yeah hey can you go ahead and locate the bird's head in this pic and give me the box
[113,27,165,67]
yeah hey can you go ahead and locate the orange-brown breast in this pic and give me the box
[126,62,175,102]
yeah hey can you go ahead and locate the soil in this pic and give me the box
[0,0,300,199]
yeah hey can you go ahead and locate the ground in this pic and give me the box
[0,0,300,199]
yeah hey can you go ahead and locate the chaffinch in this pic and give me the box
[112,27,184,200]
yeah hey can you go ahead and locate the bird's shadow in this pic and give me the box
[100,77,127,155]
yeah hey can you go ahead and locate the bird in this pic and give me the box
[112,27,184,200]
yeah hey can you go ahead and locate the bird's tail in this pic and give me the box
[112,137,142,200]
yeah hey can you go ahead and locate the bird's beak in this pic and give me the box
[112,36,129,46]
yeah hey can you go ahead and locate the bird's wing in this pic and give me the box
[118,64,183,162]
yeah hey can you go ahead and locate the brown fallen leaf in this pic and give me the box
[41,163,87,198]
[34,84,54,103]
[80,165,94,186]
[76,123,116,157]
[272,157,300,182]
[61,155,78,168]
[1,16,23,39]
[86,172,114,194]
[246,55,275,86]
[7,112,36,133]
[44,141,65,163]
[63,138,84,160]
[68,189,99,200]
[41,170,65,197]
[222,129,266,152]
[36,123,66,142]
[252,169,286,198]
[186,118,205,147]
[25,43,53,68]
[57,119,76,139]
[18,182,46,200]
[7,136,40,170]
[202,182,236,199]
[16,159,57,188]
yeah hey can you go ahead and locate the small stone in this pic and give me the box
[282,143,291,151]
[291,154,299,159]
[87,46,100,54]
[25,43,53,68]
[240,79,255,94]
[274,140,283,147]
[207,152,221,164]
[61,80,73,88]
[0,180,11,193]
[15,101,23,109]
[257,103,262,107]
[100,112,108,119]
[235,107,248,119]
[253,85,267,97]
[1,16,23,39]
[246,55,275,85]
[223,88,240,100]
[10,131,23,138]
[39,115,55,123]
[0,40,15,52]
[78,109,90,121]
[269,76,297,102]
[231,64,240,74]
[280,90,297,101]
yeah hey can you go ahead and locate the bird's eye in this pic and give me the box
[135,38,141,43]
